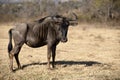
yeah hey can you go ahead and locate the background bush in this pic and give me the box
[0,0,120,24]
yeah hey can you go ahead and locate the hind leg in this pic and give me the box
[9,44,23,71]
[14,45,22,69]
[9,52,14,71]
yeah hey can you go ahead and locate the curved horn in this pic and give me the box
[66,12,78,21]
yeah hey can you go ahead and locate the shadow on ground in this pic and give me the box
[12,60,102,72]
[20,60,101,70]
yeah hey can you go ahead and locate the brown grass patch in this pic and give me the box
[0,23,120,80]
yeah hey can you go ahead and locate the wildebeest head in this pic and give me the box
[60,18,69,42]
[52,13,77,43]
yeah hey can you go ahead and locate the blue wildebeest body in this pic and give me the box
[8,14,77,71]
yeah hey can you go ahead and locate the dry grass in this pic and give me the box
[0,23,120,80]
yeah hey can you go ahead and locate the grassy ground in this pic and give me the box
[0,23,120,80]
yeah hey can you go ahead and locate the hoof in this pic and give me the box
[18,66,22,69]
[10,69,14,73]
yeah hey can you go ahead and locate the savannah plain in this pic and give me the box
[0,23,120,80]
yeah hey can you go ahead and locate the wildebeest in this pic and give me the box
[8,14,77,71]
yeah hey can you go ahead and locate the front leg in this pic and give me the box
[47,46,52,69]
[52,46,56,68]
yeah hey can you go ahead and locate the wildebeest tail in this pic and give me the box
[8,29,13,53]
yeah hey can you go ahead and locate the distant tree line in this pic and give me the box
[0,0,120,24]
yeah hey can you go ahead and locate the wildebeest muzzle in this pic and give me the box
[61,37,68,43]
